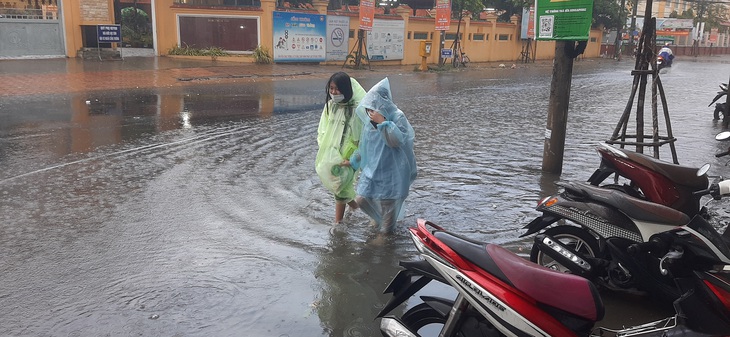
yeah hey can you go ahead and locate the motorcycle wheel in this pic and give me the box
[530,225,600,273]
[401,303,503,337]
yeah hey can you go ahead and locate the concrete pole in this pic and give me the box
[614,0,626,59]
[542,41,575,174]
[628,0,638,57]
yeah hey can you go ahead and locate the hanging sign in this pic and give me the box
[521,6,535,39]
[434,0,450,31]
[534,0,593,41]
[359,0,375,31]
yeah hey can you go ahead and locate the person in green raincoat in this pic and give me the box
[315,72,367,224]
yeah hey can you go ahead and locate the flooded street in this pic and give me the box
[2,57,730,336]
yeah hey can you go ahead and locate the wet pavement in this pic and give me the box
[1,56,730,336]
[0,56,426,97]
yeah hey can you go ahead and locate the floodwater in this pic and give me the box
[2,57,730,336]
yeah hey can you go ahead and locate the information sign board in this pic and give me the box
[97,24,122,43]
[534,0,592,41]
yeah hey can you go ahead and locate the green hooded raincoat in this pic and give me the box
[315,77,367,201]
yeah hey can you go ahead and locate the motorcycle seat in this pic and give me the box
[609,147,708,190]
[560,181,690,226]
[433,230,605,322]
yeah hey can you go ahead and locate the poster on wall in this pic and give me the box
[366,19,404,61]
[273,11,327,62]
[534,0,592,41]
[326,15,350,61]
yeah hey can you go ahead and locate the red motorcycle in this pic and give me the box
[377,211,730,336]
[587,142,709,217]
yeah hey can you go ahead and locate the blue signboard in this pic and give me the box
[97,24,122,43]
[272,11,326,62]
[441,48,453,58]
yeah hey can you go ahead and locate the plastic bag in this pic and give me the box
[315,146,355,198]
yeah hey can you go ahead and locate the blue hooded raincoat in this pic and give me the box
[349,77,417,232]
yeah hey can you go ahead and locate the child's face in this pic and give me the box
[329,82,341,95]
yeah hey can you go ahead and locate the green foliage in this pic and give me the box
[695,3,728,32]
[669,8,694,19]
[168,44,231,57]
[452,0,484,20]
[592,0,622,30]
[481,0,524,22]
[253,45,272,64]
[120,7,152,47]
[344,53,369,69]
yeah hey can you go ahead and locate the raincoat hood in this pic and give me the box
[349,76,417,210]
[355,77,398,125]
[337,77,367,108]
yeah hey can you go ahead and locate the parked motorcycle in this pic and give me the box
[522,135,730,300]
[522,179,713,301]
[377,209,730,336]
[709,83,728,122]
[586,142,710,218]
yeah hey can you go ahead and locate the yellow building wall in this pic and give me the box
[62,0,117,57]
[153,0,278,55]
[61,0,603,63]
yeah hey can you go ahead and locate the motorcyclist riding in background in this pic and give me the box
[659,42,673,58]
[657,42,674,69]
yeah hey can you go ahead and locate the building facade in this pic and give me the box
[0,0,606,63]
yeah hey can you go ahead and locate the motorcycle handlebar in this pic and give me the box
[692,180,730,200]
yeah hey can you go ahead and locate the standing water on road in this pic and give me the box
[1,58,730,336]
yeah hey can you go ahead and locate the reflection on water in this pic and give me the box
[314,232,406,337]
[1,58,730,336]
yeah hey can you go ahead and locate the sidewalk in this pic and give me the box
[3,55,723,98]
[0,56,365,97]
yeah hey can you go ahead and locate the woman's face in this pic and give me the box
[329,82,341,95]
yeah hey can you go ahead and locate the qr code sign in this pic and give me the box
[539,15,554,38]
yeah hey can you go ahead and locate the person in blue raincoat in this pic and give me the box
[348,77,417,242]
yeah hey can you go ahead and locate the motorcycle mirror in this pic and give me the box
[697,163,711,177]
[716,131,730,141]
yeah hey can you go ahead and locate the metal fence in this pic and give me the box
[0,7,57,20]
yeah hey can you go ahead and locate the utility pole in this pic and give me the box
[628,0,638,57]
[542,41,576,174]
[614,0,627,59]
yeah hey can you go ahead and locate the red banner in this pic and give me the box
[434,0,450,31]
[527,6,535,39]
[709,28,719,43]
[359,0,375,31]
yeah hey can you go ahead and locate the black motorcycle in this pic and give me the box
[710,82,728,122]
[521,135,730,302]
